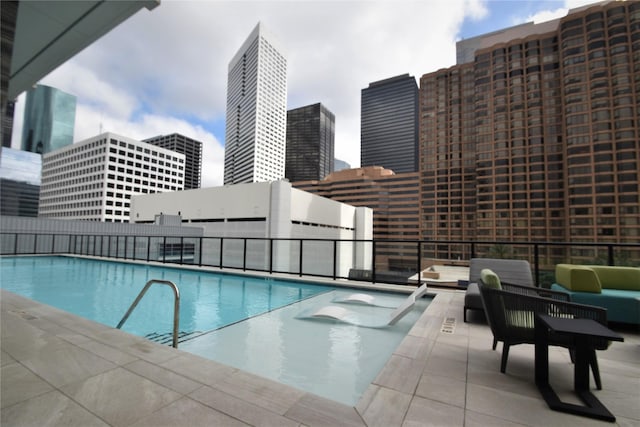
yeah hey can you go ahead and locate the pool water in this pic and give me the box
[0,256,430,405]
[0,256,331,340]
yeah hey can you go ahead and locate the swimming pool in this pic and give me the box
[0,256,430,405]
[0,256,332,341]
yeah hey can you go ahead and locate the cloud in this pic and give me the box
[518,0,600,25]
[43,62,138,120]
[11,1,488,181]
[463,0,490,20]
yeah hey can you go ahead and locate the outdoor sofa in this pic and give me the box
[551,264,640,325]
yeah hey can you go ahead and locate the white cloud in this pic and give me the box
[11,1,488,182]
[519,0,602,25]
[463,0,490,20]
[43,62,138,120]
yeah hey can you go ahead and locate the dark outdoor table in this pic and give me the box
[535,313,624,422]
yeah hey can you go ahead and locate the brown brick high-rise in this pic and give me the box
[420,1,639,264]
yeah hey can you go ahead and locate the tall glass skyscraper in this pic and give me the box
[0,147,41,217]
[223,22,287,185]
[285,103,335,182]
[361,74,418,173]
[21,84,76,154]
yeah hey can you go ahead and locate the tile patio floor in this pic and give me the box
[1,285,638,426]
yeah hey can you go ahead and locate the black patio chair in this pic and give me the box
[479,282,609,389]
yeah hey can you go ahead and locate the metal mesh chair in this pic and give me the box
[479,283,609,389]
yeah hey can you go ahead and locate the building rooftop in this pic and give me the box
[2,270,638,426]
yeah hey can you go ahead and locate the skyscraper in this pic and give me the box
[21,84,76,154]
[285,103,335,182]
[223,22,287,185]
[419,1,639,263]
[293,166,420,242]
[361,74,418,173]
[292,166,420,273]
[334,158,351,172]
[39,132,184,223]
[144,133,202,189]
[0,147,41,217]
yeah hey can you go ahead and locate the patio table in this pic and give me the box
[534,313,624,422]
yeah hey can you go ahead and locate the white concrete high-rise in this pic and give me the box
[39,132,184,223]
[223,22,287,185]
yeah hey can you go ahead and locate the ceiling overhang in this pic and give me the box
[8,0,160,100]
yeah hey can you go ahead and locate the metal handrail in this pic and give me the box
[116,279,180,348]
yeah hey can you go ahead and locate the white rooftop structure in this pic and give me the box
[130,180,373,276]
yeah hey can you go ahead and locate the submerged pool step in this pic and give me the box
[145,331,202,345]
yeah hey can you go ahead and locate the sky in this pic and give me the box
[10,0,600,188]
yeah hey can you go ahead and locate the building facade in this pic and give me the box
[144,133,202,189]
[361,74,418,173]
[39,132,184,223]
[0,147,41,217]
[285,103,335,182]
[223,22,287,185]
[293,166,420,271]
[419,1,640,264]
[131,180,373,277]
[21,84,76,154]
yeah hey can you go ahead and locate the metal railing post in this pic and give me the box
[162,236,167,263]
[299,239,303,277]
[372,240,377,283]
[608,245,614,266]
[51,234,56,254]
[219,238,224,268]
[269,239,274,274]
[417,240,422,287]
[33,234,38,254]
[534,243,540,287]
[146,236,151,262]
[333,240,337,280]
[198,237,202,266]
[243,238,247,271]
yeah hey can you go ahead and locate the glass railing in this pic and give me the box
[1,232,638,288]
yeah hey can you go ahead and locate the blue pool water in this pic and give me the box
[0,256,331,340]
[0,256,430,405]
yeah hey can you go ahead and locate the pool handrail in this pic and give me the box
[116,279,180,348]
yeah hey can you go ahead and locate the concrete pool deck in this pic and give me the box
[2,285,639,426]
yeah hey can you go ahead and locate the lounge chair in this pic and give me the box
[332,283,428,308]
[299,284,428,328]
[464,258,534,322]
[479,269,609,389]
